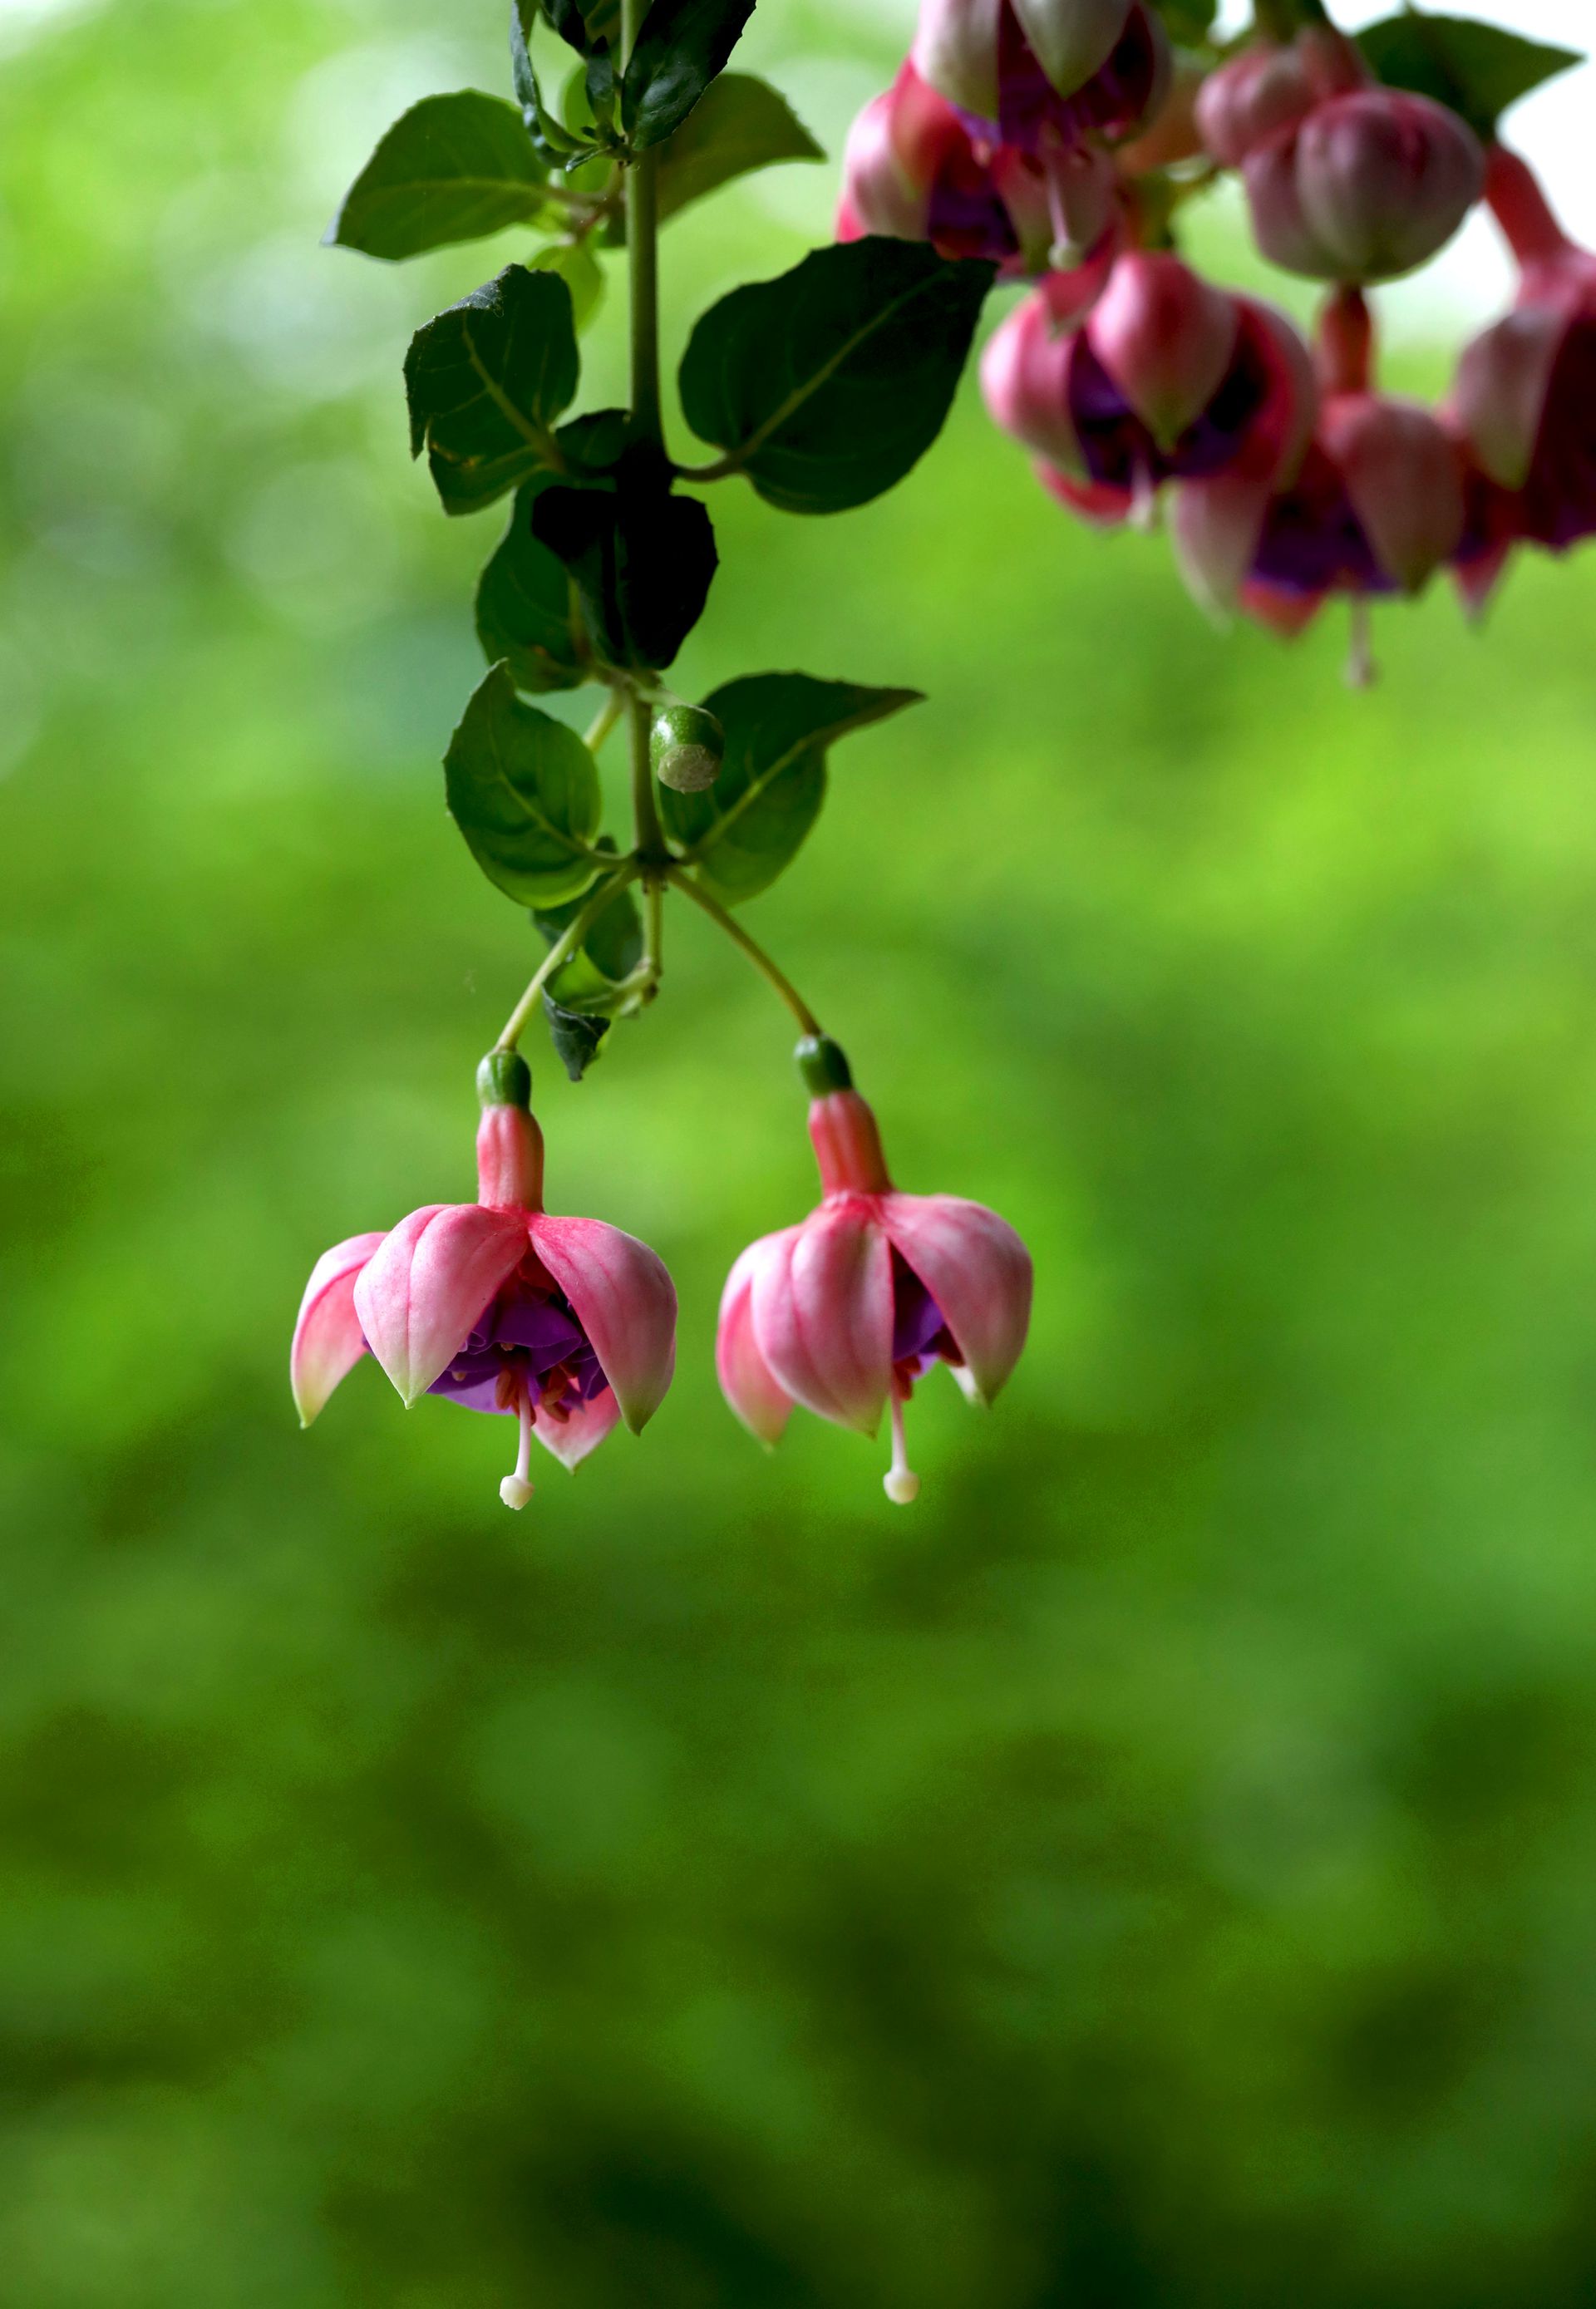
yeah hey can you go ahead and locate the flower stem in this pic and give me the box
[584,692,623,755]
[495,865,638,1052]
[667,869,824,1039]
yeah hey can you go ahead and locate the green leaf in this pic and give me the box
[1355,12,1581,140]
[405,265,580,516]
[510,6,592,162]
[529,239,607,331]
[605,74,822,240]
[678,239,996,515]
[328,92,551,263]
[445,662,601,905]
[661,672,921,903]
[531,471,717,671]
[622,0,757,150]
[543,996,610,1080]
[536,0,623,56]
[476,486,589,694]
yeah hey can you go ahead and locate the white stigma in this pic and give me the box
[1129,458,1159,537]
[882,1386,920,1508]
[500,1389,534,1512]
[1344,598,1377,692]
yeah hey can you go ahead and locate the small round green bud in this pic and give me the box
[795,1036,853,1096]
[477,1049,533,1111]
[651,703,724,795]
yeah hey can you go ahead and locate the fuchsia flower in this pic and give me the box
[837,59,1063,278]
[1175,288,1464,682]
[914,0,1170,155]
[983,250,1313,529]
[1244,84,1483,286]
[291,1054,676,1509]
[1195,26,1365,170]
[717,1041,1032,1504]
[1454,145,1596,554]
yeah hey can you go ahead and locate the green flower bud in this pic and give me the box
[651,702,725,795]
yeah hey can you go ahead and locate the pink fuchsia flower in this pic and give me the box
[982,251,1313,529]
[836,58,1096,278]
[1244,86,1483,285]
[914,0,1170,157]
[1195,26,1366,170]
[1176,289,1464,682]
[717,1040,1032,1504]
[1453,145,1596,553]
[291,1053,676,1509]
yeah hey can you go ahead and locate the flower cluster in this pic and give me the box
[293,1047,1031,1513]
[841,0,1591,681]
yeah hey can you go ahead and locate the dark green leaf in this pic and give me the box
[536,0,623,56]
[445,662,601,904]
[510,5,591,160]
[661,672,921,903]
[543,996,610,1079]
[678,238,995,515]
[585,44,618,131]
[405,265,580,516]
[529,239,607,331]
[1356,12,1580,140]
[559,406,633,475]
[328,93,551,263]
[532,473,717,670]
[607,74,822,240]
[476,487,589,693]
[622,0,757,150]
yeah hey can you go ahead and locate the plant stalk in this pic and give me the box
[495,866,639,1051]
[667,870,824,1039]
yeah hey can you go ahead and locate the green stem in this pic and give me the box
[667,869,824,1039]
[584,692,623,756]
[495,865,638,1051]
[623,0,663,448]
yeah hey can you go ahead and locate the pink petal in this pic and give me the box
[534,1387,622,1471]
[530,1214,677,1435]
[716,1235,799,1448]
[1170,475,1273,617]
[879,1194,1033,1406]
[352,1204,529,1406]
[750,1201,894,1437]
[1454,306,1566,490]
[290,1232,387,1426]
[912,0,1003,121]
[1327,395,1464,593]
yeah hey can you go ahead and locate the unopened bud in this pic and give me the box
[1246,89,1483,285]
[651,702,724,795]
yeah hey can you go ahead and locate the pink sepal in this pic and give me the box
[1012,0,1130,102]
[1239,579,1323,638]
[880,1194,1033,1406]
[290,1231,387,1426]
[1324,395,1464,593]
[530,1213,677,1435]
[534,1388,622,1471]
[1455,306,1568,489]
[750,1200,894,1436]
[913,0,1003,121]
[716,1236,798,1447]
[352,1204,529,1407]
[836,81,932,244]
[1039,462,1139,528]
[982,287,1089,475]
[1170,475,1273,615]
[1090,253,1239,450]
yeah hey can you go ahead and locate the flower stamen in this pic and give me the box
[500,1384,535,1511]
[883,1381,921,1507]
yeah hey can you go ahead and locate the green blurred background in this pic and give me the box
[7,1,1596,2300]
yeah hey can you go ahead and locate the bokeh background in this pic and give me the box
[6,0,1596,2301]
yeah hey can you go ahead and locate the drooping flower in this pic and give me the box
[1244,85,1483,285]
[716,1040,1032,1504]
[1453,143,1596,554]
[1195,25,1365,170]
[291,1053,676,1508]
[913,0,1170,158]
[1175,288,1464,682]
[983,250,1313,529]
